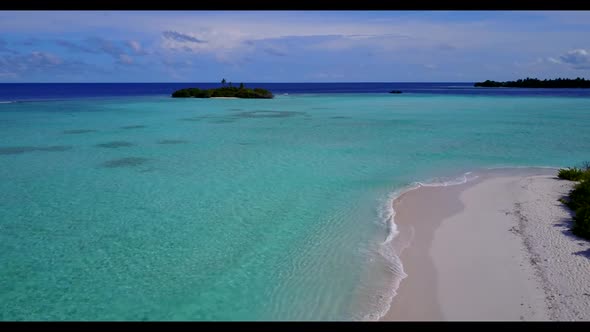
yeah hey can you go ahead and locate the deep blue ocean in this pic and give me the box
[2,82,590,102]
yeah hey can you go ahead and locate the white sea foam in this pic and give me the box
[381,171,478,246]
[361,243,408,321]
[363,171,480,321]
[485,165,560,170]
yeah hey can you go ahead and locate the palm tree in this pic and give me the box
[221,78,226,87]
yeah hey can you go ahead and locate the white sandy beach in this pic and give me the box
[383,170,590,321]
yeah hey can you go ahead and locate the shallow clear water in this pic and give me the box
[1,93,589,320]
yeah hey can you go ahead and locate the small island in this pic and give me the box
[389,90,403,94]
[474,77,590,88]
[172,79,274,99]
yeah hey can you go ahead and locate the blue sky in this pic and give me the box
[1,11,590,82]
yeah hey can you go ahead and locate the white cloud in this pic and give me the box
[0,72,18,78]
[30,51,63,65]
[558,49,590,69]
[162,31,206,43]
[127,40,147,55]
[3,11,590,80]
[1,11,560,56]
[0,51,92,79]
[117,54,133,65]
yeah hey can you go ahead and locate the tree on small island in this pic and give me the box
[171,81,274,99]
[474,77,590,88]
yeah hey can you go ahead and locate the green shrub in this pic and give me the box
[172,89,191,97]
[572,204,590,239]
[253,88,273,98]
[559,162,590,240]
[171,85,273,99]
[558,167,585,181]
[566,180,590,211]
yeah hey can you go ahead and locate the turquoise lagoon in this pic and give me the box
[1,93,590,320]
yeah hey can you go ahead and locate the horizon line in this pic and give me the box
[0,81,479,84]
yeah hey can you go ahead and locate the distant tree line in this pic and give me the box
[474,77,590,88]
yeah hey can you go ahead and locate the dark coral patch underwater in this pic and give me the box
[63,129,97,134]
[101,157,150,168]
[232,110,306,118]
[0,145,73,155]
[157,140,188,145]
[95,141,135,148]
[121,125,146,129]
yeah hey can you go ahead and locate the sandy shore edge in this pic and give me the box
[382,169,590,321]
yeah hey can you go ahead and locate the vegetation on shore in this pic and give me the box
[558,162,590,239]
[172,79,274,99]
[474,77,590,88]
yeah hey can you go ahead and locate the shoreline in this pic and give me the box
[380,168,590,321]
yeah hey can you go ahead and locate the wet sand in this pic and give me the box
[382,169,590,321]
